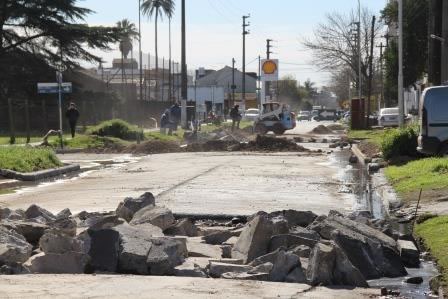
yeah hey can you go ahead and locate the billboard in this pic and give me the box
[261,59,279,82]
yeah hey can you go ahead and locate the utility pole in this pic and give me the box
[367,15,376,128]
[377,43,384,109]
[181,0,187,127]
[258,55,261,106]
[265,39,273,102]
[139,0,143,101]
[357,0,362,103]
[232,58,236,107]
[398,0,405,127]
[242,14,250,110]
[168,18,172,102]
[148,52,151,101]
[162,57,165,102]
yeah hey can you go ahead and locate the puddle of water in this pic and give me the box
[369,261,439,299]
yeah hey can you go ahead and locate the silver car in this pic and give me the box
[378,107,399,127]
[243,108,260,121]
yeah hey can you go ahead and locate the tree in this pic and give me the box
[141,0,175,75]
[116,19,138,83]
[381,0,428,105]
[0,0,121,143]
[303,8,382,96]
[277,75,302,109]
[303,79,318,103]
[117,19,138,60]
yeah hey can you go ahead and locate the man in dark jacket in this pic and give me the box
[169,102,181,130]
[65,102,80,138]
[229,105,242,131]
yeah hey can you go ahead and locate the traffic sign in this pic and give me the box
[37,82,72,94]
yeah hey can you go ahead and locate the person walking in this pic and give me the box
[65,102,80,138]
[229,105,242,132]
[169,102,181,131]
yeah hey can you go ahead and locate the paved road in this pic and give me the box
[0,275,379,298]
[0,151,353,216]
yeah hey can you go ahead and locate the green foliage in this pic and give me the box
[0,146,62,173]
[381,0,428,103]
[415,216,448,290]
[348,129,388,147]
[381,126,418,159]
[87,119,144,141]
[385,158,448,194]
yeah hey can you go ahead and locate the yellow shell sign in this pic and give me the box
[262,60,277,74]
[261,59,279,81]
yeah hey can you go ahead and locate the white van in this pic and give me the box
[417,86,448,156]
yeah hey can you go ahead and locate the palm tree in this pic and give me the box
[141,0,175,76]
[117,19,138,82]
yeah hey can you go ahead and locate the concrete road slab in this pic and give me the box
[0,275,379,298]
[0,152,353,216]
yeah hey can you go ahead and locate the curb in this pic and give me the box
[351,144,371,165]
[0,164,81,181]
[55,148,85,154]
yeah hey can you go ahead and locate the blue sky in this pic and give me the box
[82,0,387,86]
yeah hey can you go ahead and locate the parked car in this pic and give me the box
[418,86,448,156]
[243,108,260,122]
[297,111,311,121]
[378,107,399,127]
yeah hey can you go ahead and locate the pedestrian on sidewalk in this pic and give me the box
[65,102,80,138]
[230,105,242,131]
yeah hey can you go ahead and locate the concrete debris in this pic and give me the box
[269,234,318,252]
[0,198,420,289]
[221,272,270,281]
[231,215,275,263]
[39,231,84,254]
[1,221,48,244]
[24,204,56,223]
[398,239,420,268]
[308,214,407,279]
[130,206,175,231]
[307,241,368,287]
[203,230,233,245]
[186,237,223,259]
[209,262,253,278]
[87,229,120,272]
[405,276,423,284]
[51,217,77,237]
[116,192,155,222]
[269,210,318,228]
[0,226,32,264]
[249,248,301,282]
[56,208,72,219]
[164,218,198,237]
[24,252,89,274]
[146,237,187,275]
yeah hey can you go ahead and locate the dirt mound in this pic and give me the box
[185,140,239,152]
[125,140,183,155]
[326,124,346,131]
[240,135,308,152]
[309,125,334,135]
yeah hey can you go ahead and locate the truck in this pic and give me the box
[254,102,296,135]
[417,86,448,156]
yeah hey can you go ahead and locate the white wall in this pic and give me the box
[187,86,225,113]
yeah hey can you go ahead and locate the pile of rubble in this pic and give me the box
[0,193,420,289]
[185,135,308,153]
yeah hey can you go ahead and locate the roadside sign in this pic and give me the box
[261,59,279,82]
[37,82,72,94]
